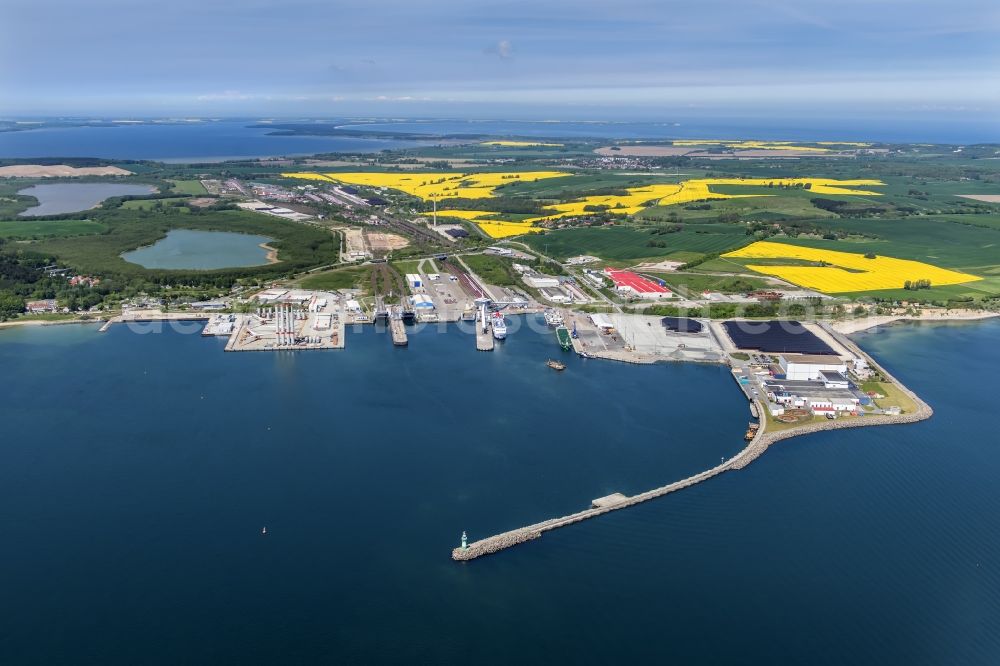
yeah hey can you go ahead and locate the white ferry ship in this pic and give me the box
[491,312,507,340]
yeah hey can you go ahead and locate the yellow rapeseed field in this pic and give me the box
[671,140,831,152]
[281,172,885,239]
[522,178,885,224]
[723,241,981,293]
[281,171,568,238]
[480,141,563,147]
[282,171,567,201]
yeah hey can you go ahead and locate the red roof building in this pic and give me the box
[603,269,672,299]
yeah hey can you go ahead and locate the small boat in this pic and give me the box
[261,527,267,535]
[546,359,566,371]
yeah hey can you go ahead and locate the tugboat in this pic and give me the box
[546,359,566,371]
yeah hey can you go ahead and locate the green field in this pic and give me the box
[461,253,518,286]
[523,225,749,263]
[0,219,107,239]
[121,197,190,211]
[648,272,771,296]
[169,179,208,195]
[298,265,372,291]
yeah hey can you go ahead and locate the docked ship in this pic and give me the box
[543,310,564,327]
[491,312,507,340]
[555,325,573,351]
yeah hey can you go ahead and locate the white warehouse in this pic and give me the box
[778,354,847,381]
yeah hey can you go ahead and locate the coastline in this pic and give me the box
[259,242,280,264]
[831,310,998,335]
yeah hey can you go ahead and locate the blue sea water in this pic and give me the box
[1,116,994,164]
[0,121,432,162]
[338,116,999,144]
[0,318,997,664]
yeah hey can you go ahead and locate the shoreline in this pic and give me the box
[831,310,998,335]
[259,242,280,264]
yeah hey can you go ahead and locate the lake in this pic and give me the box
[121,229,274,269]
[0,319,997,664]
[0,121,434,162]
[17,182,156,216]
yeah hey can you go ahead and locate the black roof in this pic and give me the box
[660,317,703,333]
[722,320,836,355]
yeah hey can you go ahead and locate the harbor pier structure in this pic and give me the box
[390,308,408,346]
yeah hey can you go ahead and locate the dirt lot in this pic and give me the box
[957,194,1000,203]
[0,164,133,178]
[367,232,409,251]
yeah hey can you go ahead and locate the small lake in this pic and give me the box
[121,229,274,270]
[18,182,156,217]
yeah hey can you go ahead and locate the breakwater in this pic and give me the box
[453,349,934,562]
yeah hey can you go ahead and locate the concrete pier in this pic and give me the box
[476,324,494,351]
[390,317,408,346]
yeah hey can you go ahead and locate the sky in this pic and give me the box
[1,0,998,122]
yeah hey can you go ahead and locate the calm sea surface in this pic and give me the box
[0,318,997,664]
[0,121,433,162]
[121,229,273,270]
[1,117,995,163]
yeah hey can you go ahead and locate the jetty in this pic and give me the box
[390,315,408,346]
[454,387,933,561]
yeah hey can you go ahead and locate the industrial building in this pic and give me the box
[603,269,672,299]
[762,377,861,414]
[589,313,615,333]
[778,354,847,381]
[406,274,422,289]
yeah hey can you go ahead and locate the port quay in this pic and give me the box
[96,271,934,564]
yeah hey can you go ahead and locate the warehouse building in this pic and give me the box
[778,354,847,381]
[603,269,672,299]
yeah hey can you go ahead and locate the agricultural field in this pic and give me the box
[284,169,886,238]
[169,179,208,195]
[523,225,748,263]
[480,141,564,147]
[723,241,982,293]
[0,219,107,239]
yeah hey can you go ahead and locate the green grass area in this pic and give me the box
[860,380,918,414]
[298,265,372,292]
[121,197,190,211]
[169,179,208,195]
[461,253,518,286]
[649,272,771,296]
[772,217,1000,269]
[390,259,423,277]
[523,225,749,263]
[0,219,107,239]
